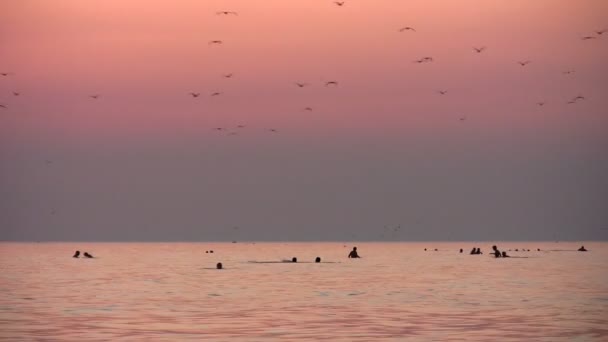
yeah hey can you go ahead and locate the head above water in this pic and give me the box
[216,262,223,269]
[292,257,297,262]
[315,257,321,263]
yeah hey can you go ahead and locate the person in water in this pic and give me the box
[578,246,588,252]
[475,248,482,255]
[292,257,298,262]
[501,251,510,257]
[83,252,93,258]
[73,250,80,258]
[315,257,321,263]
[460,249,463,253]
[470,247,477,255]
[348,247,360,258]
[216,262,223,269]
[492,245,501,258]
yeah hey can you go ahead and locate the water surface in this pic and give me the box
[1,242,607,341]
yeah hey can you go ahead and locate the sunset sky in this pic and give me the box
[1,0,607,241]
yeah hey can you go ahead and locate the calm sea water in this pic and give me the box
[1,242,607,341]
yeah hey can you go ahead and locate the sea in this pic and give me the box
[1,242,606,341]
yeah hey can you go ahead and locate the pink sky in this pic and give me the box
[1,1,607,241]
[1,0,606,144]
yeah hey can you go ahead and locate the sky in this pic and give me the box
[0,0,607,241]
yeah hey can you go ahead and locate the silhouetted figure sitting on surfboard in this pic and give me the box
[578,246,588,252]
[83,252,93,258]
[73,250,80,258]
[348,247,360,258]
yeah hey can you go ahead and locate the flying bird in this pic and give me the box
[295,82,308,88]
[223,73,234,78]
[399,26,416,32]
[210,92,223,96]
[334,1,345,6]
[12,91,20,96]
[581,36,597,40]
[537,102,546,106]
[437,90,448,95]
[414,57,434,63]
[189,92,201,97]
[89,95,100,99]
[517,60,531,66]
[573,95,585,101]
[473,46,486,53]
[0,72,12,76]
[459,116,467,122]
[269,128,278,133]
[304,107,313,111]
[216,11,238,16]
[0,104,7,109]
[325,81,338,87]
[596,29,607,35]
[209,40,223,45]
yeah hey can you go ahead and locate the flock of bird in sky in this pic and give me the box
[1,1,606,132]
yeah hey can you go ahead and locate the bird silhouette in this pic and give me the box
[473,46,486,53]
[581,36,597,40]
[216,11,238,16]
[209,40,223,45]
[596,29,607,35]
[210,92,223,96]
[537,102,546,106]
[334,1,345,6]
[517,60,531,66]
[437,90,448,95]
[295,82,308,88]
[0,104,7,109]
[414,57,434,63]
[189,92,201,98]
[399,26,416,32]
[223,73,234,78]
[12,91,20,96]
[304,107,313,111]
[459,116,467,122]
[0,72,12,77]
[325,81,338,87]
[89,95,100,99]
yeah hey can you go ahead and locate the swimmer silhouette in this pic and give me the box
[578,246,588,252]
[476,248,482,255]
[315,257,321,263]
[292,257,297,263]
[501,251,510,258]
[83,252,93,258]
[470,248,476,255]
[348,247,360,258]
[73,250,80,258]
[460,249,463,253]
[216,262,223,269]
[492,245,501,258]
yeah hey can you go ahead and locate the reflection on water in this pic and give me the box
[1,242,607,341]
